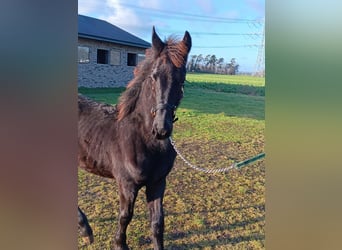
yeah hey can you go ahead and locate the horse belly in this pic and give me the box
[78,152,114,179]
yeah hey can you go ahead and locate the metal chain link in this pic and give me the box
[169,137,265,174]
[169,137,237,174]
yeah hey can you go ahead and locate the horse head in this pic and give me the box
[150,27,192,139]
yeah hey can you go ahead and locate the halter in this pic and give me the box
[151,103,178,123]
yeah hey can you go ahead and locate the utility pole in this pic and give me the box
[254,18,265,77]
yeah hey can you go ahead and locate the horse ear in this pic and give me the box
[182,31,192,53]
[152,26,164,55]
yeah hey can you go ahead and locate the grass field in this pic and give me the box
[78,73,265,249]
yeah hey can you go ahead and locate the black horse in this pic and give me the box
[78,27,191,249]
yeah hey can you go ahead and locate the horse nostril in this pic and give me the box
[158,128,167,136]
[152,119,172,139]
[153,127,171,139]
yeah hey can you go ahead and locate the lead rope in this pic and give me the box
[169,137,265,174]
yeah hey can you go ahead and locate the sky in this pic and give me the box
[78,0,265,73]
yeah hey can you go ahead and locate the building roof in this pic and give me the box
[78,15,151,49]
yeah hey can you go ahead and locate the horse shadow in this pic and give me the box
[165,209,265,249]
[85,204,265,249]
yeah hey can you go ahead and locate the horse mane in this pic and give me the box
[117,49,152,121]
[117,36,188,121]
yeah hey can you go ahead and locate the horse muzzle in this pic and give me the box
[152,120,172,139]
[151,103,176,140]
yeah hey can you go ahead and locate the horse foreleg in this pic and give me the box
[78,206,94,244]
[146,179,166,250]
[114,182,138,250]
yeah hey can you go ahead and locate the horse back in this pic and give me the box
[78,94,118,178]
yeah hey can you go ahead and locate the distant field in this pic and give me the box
[186,73,265,87]
[186,73,265,96]
[78,73,265,249]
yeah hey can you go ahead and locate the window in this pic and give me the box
[127,53,137,66]
[137,54,145,64]
[78,46,90,63]
[97,49,109,64]
[110,50,121,65]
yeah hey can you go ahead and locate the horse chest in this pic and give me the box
[125,152,175,184]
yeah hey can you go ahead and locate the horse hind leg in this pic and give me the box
[78,206,94,245]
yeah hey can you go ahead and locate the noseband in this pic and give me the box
[151,103,178,123]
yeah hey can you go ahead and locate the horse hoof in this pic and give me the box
[82,235,94,245]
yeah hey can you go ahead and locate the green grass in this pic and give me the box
[78,87,125,103]
[78,73,265,249]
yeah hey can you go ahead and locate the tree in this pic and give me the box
[217,58,224,73]
[209,55,217,72]
[226,58,239,75]
[187,54,239,75]
[187,55,197,72]
[203,54,211,72]
[194,54,203,72]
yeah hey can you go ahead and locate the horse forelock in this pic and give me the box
[165,36,189,68]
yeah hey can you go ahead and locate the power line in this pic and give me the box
[193,45,260,48]
[192,32,261,36]
[160,31,262,36]
[118,3,263,24]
